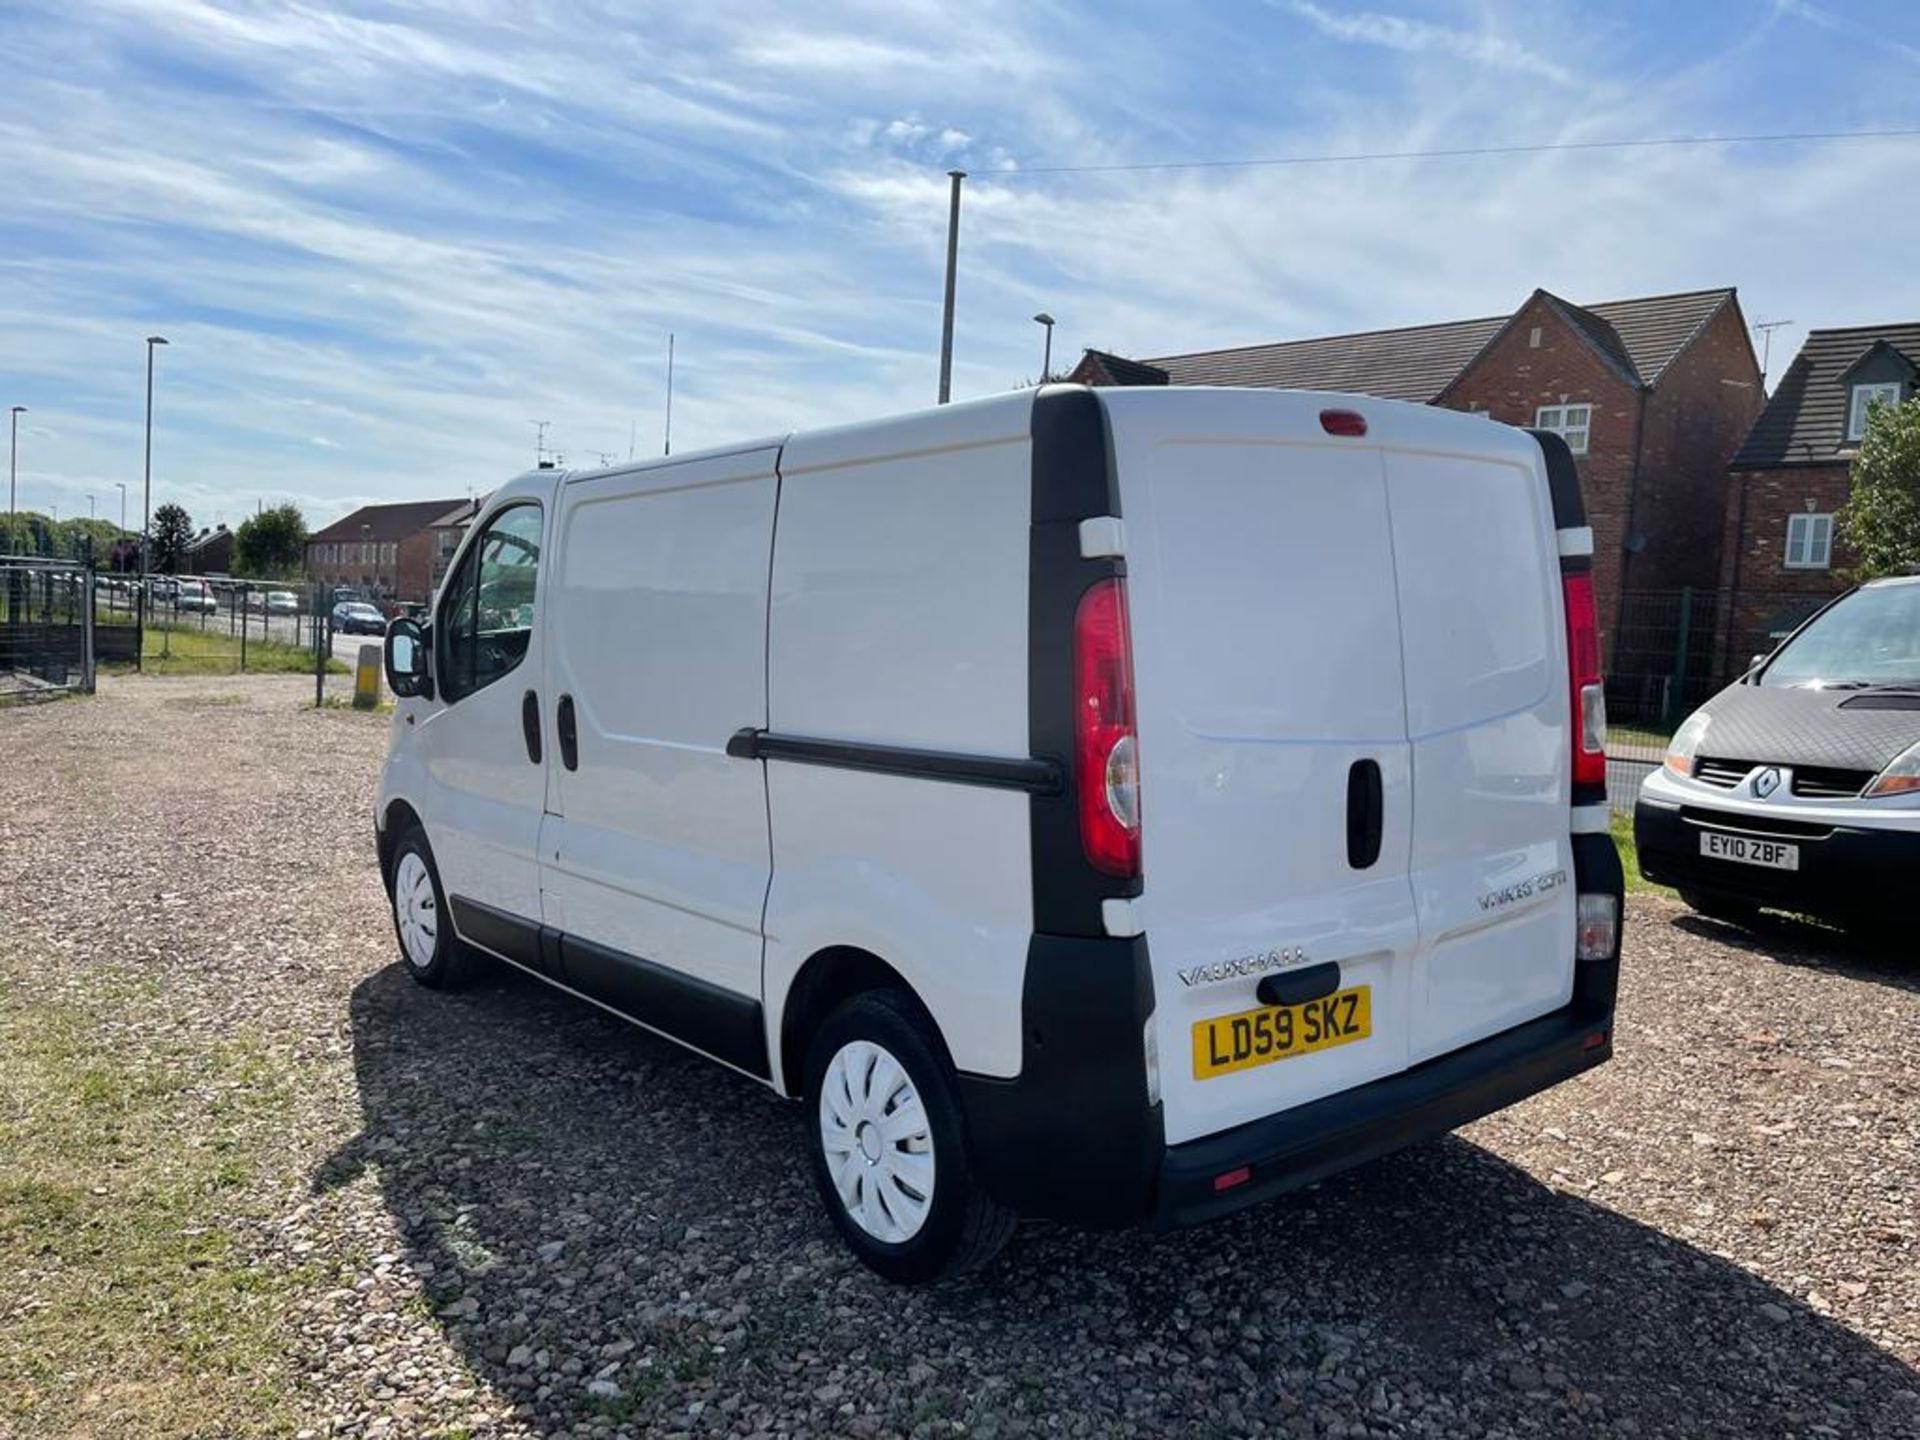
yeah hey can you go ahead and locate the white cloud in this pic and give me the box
[1280,1,1577,85]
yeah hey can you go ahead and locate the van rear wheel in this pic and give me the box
[387,827,479,988]
[803,991,1014,1284]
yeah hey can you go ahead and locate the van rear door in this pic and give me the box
[1102,390,1421,1147]
[1373,416,1576,1064]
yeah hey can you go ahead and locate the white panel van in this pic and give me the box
[377,385,1625,1283]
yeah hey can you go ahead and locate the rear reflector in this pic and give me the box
[1562,572,1607,789]
[1319,408,1368,437]
[1576,892,1619,961]
[1583,1030,1609,1051]
[1213,1166,1252,1192]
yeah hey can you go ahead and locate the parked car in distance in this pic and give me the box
[265,589,299,615]
[374,386,1623,1283]
[1636,575,1920,937]
[331,601,387,635]
[174,579,216,613]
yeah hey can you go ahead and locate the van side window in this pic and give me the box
[439,503,542,703]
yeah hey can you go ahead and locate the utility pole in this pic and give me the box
[664,333,675,456]
[937,170,965,404]
[116,482,127,534]
[141,335,169,583]
[8,405,23,550]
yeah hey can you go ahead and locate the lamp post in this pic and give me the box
[141,335,168,582]
[1033,312,1055,383]
[8,405,23,551]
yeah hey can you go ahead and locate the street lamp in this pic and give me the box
[1033,313,1056,383]
[8,405,23,551]
[116,482,127,534]
[141,335,168,582]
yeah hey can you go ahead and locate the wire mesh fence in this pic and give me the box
[1,558,95,698]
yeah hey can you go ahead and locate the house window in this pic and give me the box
[1535,403,1593,455]
[1784,512,1833,570]
[1847,382,1902,442]
[1465,403,1490,418]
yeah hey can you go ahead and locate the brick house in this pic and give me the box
[183,524,233,576]
[306,498,469,604]
[1715,322,1920,675]
[1069,287,1764,660]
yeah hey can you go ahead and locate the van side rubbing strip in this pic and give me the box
[726,728,1063,795]
[558,933,771,1078]
[1029,386,1142,937]
[448,896,771,1078]
[448,895,543,970]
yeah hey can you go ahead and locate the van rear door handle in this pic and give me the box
[1347,758,1383,869]
[556,694,578,772]
[520,689,542,764]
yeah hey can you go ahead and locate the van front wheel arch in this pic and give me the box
[802,990,1014,1283]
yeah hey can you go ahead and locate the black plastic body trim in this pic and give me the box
[1634,797,1917,924]
[448,895,769,1078]
[1527,428,1588,530]
[556,693,578,771]
[1346,758,1383,869]
[957,932,1162,1226]
[726,728,1061,795]
[520,689,542,764]
[1256,961,1342,1010]
[558,933,769,1078]
[1028,385,1140,936]
[448,895,542,971]
[1155,992,1616,1229]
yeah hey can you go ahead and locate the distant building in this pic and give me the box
[1717,322,1920,673]
[1071,287,1765,658]
[305,498,470,603]
[425,498,483,595]
[183,525,233,576]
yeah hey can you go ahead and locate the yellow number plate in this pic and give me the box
[1191,985,1372,1080]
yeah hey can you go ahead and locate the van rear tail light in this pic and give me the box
[1073,577,1142,878]
[1575,893,1619,961]
[1562,572,1607,789]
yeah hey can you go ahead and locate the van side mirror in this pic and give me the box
[386,617,434,700]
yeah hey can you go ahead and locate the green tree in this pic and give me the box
[1840,396,1920,580]
[234,503,309,580]
[151,503,194,574]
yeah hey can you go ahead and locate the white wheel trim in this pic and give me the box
[818,1039,936,1244]
[393,851,439,971]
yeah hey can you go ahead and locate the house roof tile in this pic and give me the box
[309,499,470,544]
[1732,323,1920,468]
[1092,287,1737,403]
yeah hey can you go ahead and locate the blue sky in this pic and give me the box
[2,0,1917,531]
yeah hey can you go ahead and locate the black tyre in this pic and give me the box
[1680,889,1761,927]
[802,990,1015,1284]
[386,827,480,988]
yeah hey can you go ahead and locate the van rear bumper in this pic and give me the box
[1151,970,1617,1229]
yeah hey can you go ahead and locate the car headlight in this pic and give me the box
[1664,711,1712,776]
[1865,738,1920,798]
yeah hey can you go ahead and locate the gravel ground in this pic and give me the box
[2,672,1916,1439]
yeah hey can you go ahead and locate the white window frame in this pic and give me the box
[1847,381,1902,442]
[1535,403,1592,456]
[1784,512,1833,571]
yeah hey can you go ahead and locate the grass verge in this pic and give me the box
[0,959,304,1437]
[97,622,346,676]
